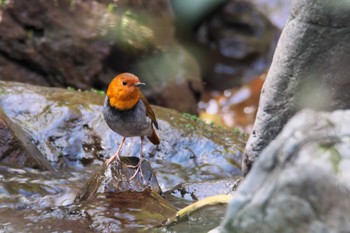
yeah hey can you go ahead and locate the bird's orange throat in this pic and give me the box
[107,85,140,111]
[108,94,139,110]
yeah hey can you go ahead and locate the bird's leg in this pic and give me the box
[105,137,126,165]
[130,136,144,180]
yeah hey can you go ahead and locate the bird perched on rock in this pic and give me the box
[103,73,160,179]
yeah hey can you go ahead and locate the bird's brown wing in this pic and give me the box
[140,92,159,129]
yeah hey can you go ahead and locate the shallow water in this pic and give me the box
[0,156,240,232]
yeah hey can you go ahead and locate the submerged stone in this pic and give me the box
[75,156,161,202]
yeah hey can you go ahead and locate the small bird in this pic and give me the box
[103,73,160,179]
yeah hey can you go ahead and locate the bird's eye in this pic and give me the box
[122,80,127,86]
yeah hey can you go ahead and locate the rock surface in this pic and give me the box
[242,0,350,174]
[219,109,350,233]
[0,81,246,188]
[166,177,242,201]
[0,111,54,171]
[0,0,111,88]
[0,0,202,113]
[75,157,162,203]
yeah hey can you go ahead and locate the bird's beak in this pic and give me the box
[134,82,146,87]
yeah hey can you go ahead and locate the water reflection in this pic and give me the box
[199,73,265,132]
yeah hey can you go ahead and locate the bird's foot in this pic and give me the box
[129,160,144,180]
[126,163,138,169]
[105,137,126,166]
[105,153,121,166]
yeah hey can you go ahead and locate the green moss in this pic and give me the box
[179,112,250,141]
[232,128,249,137]
[233,128,241,134]
[66,87,105,96]
[319,145,341,173]
[70,0,77,9]
[66,86,82,92]
[329,147,341,173]
[0,0,9,8]
[27,30,33,39]
[107,3,116,12]
[182,112,200,122]
[89,89,105,96]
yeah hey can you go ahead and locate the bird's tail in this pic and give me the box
[147,126,160,145]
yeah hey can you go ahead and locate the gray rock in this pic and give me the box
[75,157,162,203]
[0,111,54,171]
[165,177,242,201]
[0,81,246,189]
[220,109,350,233]
[242,0,350,174]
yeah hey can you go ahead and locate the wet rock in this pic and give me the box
[242,0,350,174]
[0,111,53,171]
[165,177,242,201]
[219,109,350,233]
[193,0,279,90]
[0,82,106,167]
[0,113,35,168]
[75,157,161,202]
[0,81,246,189]
[74,157,176,231]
